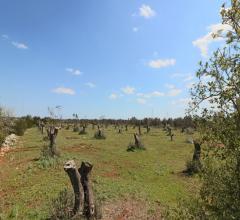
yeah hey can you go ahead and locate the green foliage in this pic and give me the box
[8,205,19,219]
[48,188,102,220]
[198,157,240,219]
[0,106,13,143]
[37,145,60,169]
[48,188,74,220]
[0,131,6,145]
[14,119,27,136]
[183,1,240,219]
[13,116,36,136]
[167,198,206,220]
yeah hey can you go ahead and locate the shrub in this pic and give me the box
[0,131,7,146]
[21,115,36,128]
[49,188,74,219]
[166,198,206,220]
[14,119,27,136]
[37,145,60,169]
[48,189,102,220]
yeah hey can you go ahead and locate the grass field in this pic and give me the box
[0,126,199,219]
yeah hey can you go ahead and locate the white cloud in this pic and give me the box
[168,88,182,97]
[66,68,82,76]
[137,98,147,104]
[164,84,182,96]
[171,73,185,78]
[12,41,28,49]
[85,82,96,88]
[109,93,118,100]
[66,68,73,72]
[133,27,139,32]
[151,91,165,97]
[172,98,191,105]
[165,83,175,89]
[183,75,194,82]
[148,59,176,69]
[137,91,165,99]
[2,34,8,39]
[52,87,75,95]
[74,70,82,75]
[139,4,156,18]
[193,23,232,57]
[121,86,135,95]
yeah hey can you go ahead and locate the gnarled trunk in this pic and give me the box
[64,160,84,217]
[79,162,95,218]
[47,127,59,156]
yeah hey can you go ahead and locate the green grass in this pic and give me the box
[0,126,199,219]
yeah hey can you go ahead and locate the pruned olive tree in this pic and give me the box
[174,1,240,219]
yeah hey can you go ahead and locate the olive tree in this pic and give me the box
[172,1,240,219]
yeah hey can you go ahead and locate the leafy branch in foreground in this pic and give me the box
[175,1,240,219]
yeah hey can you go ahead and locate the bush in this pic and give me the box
[13,116,36,136]
[49,188,74,219]
[166,197,206,220]
[0,131,7,146]
[48,189,102,220]
[14,119,27,136]
[37,145,60,169]
[21,115,36,128]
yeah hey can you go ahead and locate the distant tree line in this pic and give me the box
[40,115,194,129]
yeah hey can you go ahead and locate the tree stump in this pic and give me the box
[134,133,140,148]
[146,126,150,133]
[47,126,59,156]
[98,129,102,137]
[167,127,172,136]
[64,160,84,217]
[79,162,95,218]
[170,134,174,141]
[138,125,142,135]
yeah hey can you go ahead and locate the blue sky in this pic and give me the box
[0,0,227,119]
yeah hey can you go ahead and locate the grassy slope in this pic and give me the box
[0,126,199,219]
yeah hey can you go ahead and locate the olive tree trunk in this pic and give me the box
[64,160,84,217]
[79,162,95,218]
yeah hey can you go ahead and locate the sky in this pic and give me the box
[0,0,228,119]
